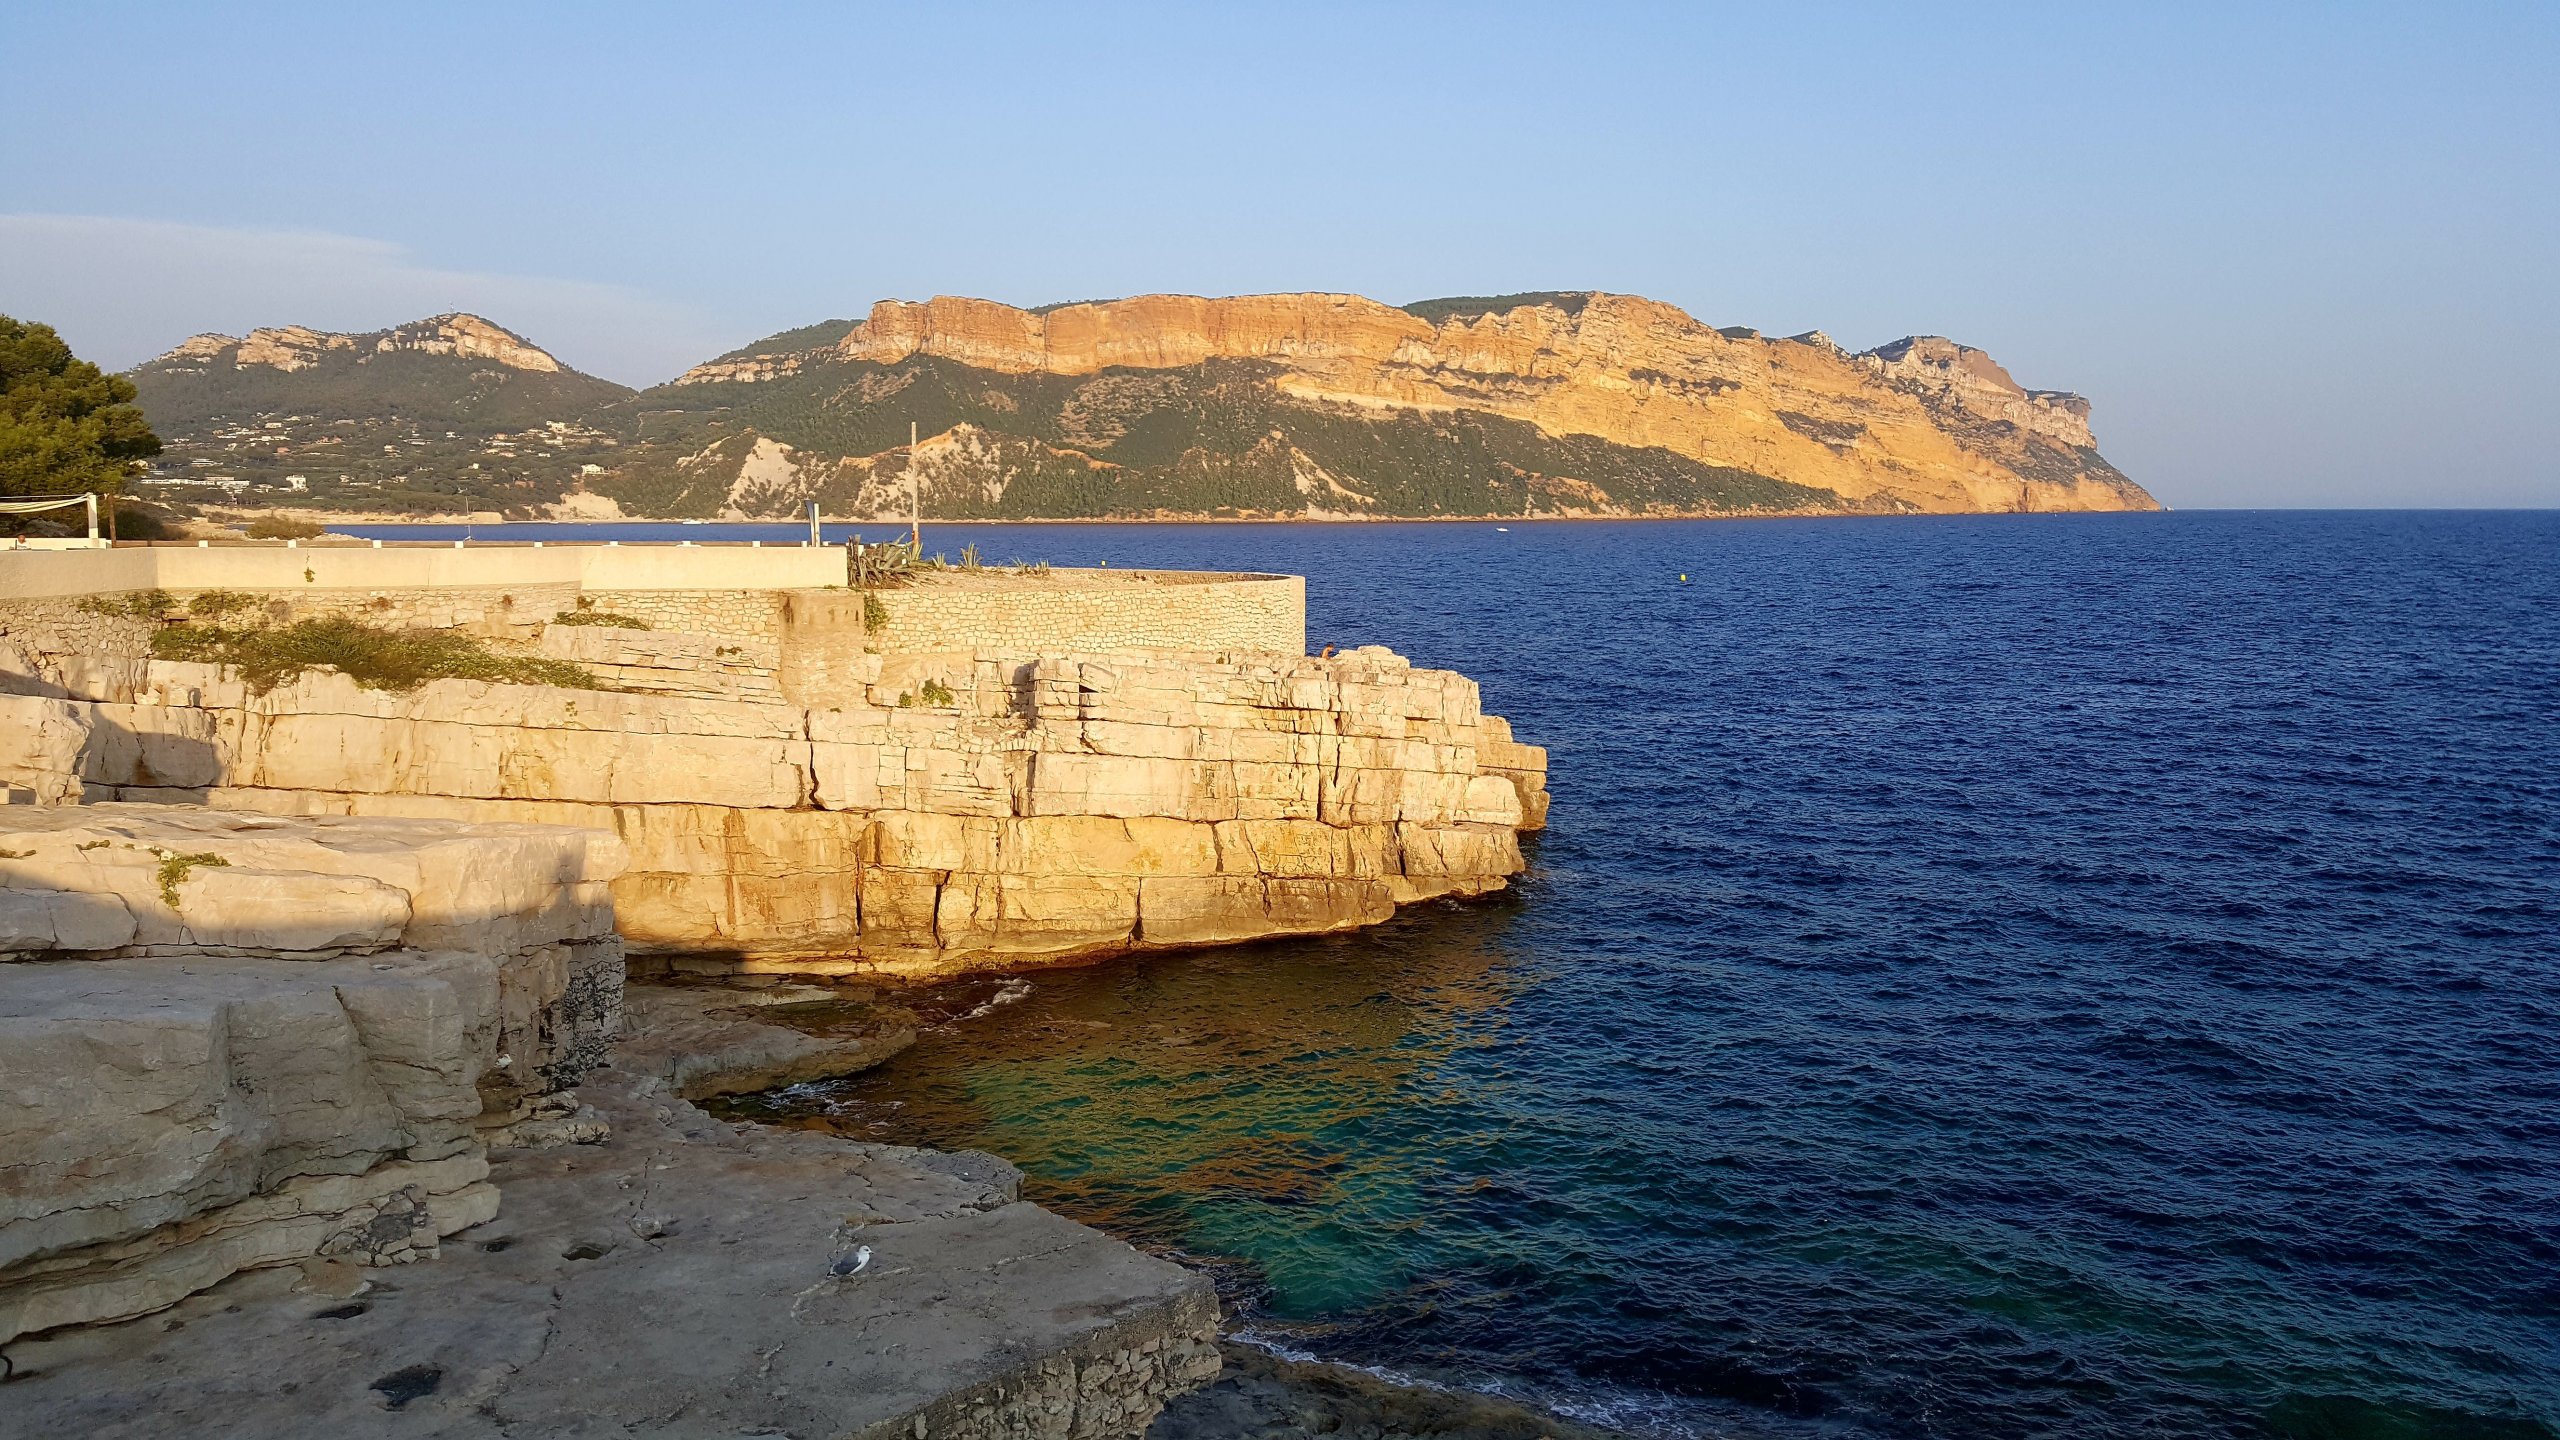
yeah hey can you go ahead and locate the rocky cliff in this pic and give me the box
[0,805,623,1341]
[0,805,1226,1437]
[0,576,1546,978]
[158,315,570,376]
[125,292,2154,520]
[618,291,2153,518]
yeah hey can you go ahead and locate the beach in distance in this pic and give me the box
[351,510,2545,1440]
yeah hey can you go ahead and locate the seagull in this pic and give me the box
[831,1245,872,1278]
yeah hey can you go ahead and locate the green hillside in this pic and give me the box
[597,355,1839,519]
[127,323,635,515]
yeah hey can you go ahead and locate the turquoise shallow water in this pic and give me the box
[368,513,2560,1438]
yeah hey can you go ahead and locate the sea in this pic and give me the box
[349,512,2560,1439]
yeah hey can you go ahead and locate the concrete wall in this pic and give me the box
[0,544,845,601]
[0,550,1306,705]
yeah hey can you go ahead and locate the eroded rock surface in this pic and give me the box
[0,1070,1222,1440]
[0,806,624,1342]
[1,641,1547,978]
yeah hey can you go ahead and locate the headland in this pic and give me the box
[117,292,2158,529]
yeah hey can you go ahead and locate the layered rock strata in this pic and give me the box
[662,291,2154,516]
[0,805,624,1343]
[0,1064,1224,1438]
[0,642,1548,977]
[154,314,568,376]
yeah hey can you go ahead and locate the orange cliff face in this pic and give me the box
[800,292,2156,515]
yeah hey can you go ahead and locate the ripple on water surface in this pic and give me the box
[714,513,2560,1440]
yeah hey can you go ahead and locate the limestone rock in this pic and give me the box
[615,982,918,1099]
[0,807,626,1342]
[9,632,1546,980]
[744,291,2157,515]
[0,1071,1223,1440]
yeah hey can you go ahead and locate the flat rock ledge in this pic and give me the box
[2,807,1221,1440]
[0,1068,1222,1440]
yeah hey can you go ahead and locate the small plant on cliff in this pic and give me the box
[917,677,957,707]
[150,616,598,694]
[77,589,175,620]
[550,609,649,629]
[861,592,890,634]
[958,542,983,573]
[154,849,228,909]
[185,589,256,620]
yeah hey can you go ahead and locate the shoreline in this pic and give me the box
[696,968,1632,1440]
[277,509,2152,529]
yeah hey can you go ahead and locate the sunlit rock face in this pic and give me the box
[0,805,624,1342]
[155,314,564,375]
[667,291,2154,516]
[2,643,1547,979]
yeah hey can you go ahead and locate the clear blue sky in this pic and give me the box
[5,3,2553,508]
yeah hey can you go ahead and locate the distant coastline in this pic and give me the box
[123,294,2156,532]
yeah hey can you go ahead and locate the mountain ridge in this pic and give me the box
[126,292,2157,520]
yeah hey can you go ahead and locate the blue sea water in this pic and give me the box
[367,513,2560,1437]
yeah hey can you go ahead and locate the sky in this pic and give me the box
[3,3,2553,509]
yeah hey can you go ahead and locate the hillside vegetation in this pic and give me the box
[121,293,2157,521]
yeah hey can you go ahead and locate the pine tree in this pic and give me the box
[0,316,162,501]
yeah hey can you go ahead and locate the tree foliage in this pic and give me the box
[0,316,161,499]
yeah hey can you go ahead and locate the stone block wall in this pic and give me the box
[4,646,1547,977]
[777,573,1305,706]
[863,573,1304,656]
[577,588,789,643]
[538,626,784,702]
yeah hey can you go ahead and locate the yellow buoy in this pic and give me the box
[1678,573,1689,583]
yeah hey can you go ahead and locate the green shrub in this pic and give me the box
[918,677,956,706]
[550,610,649,629]
[77,590,175,620]
[243,515,327,540]
[185,589,256,620]
[150,616,599,694]
[862,592,890,634]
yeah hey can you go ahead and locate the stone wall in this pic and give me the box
[537,625,784,702]
[0,804,624,1342]
[778,572,1303,706]
[578,587,788,641]
[0,555,1303,707]
[866,572,1303,656]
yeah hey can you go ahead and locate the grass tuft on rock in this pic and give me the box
[154,850,228,909]
[549,609,649,629]
[150,616,599,694]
